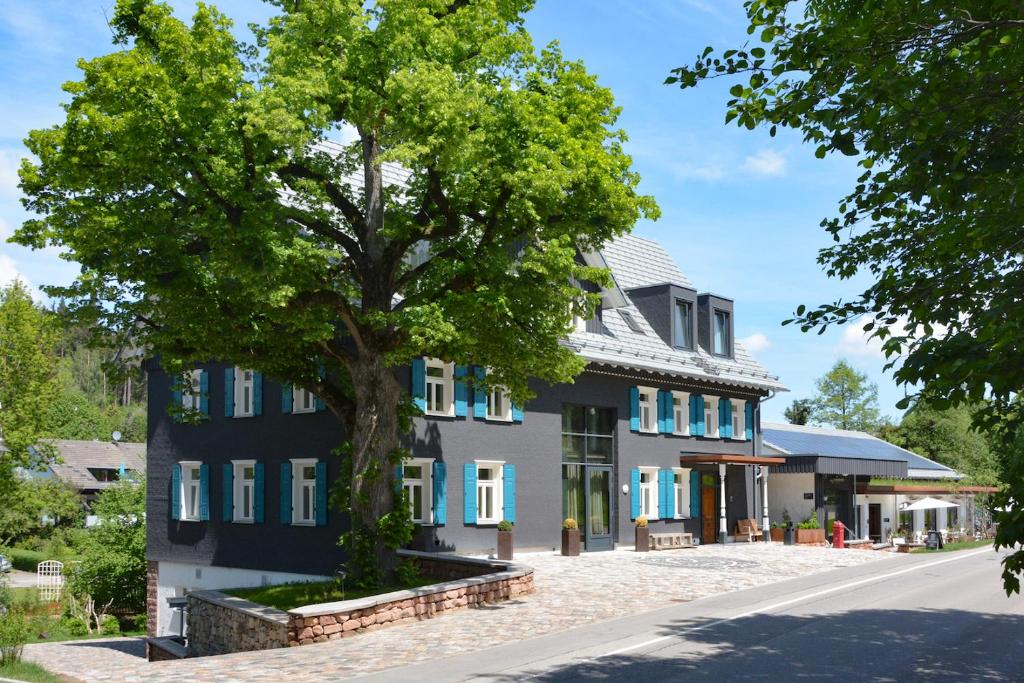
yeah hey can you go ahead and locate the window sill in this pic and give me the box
[291,409,316,415]
[232,519,255,524]
[178,517,201,523]
[291,521,316,527]
[638,428,658,435]
[233,414,254,419]
[424,411,456,419]
[485,416,513,423]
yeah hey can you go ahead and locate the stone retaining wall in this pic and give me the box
[286,551,534,646]
[186,590,289,657]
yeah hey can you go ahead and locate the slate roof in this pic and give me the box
[567,235,785,393]
[761,422,959,478]
[43,440,146,491]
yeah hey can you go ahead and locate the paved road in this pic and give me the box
[360,547,1023,682]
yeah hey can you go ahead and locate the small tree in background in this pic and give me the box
[783,399,812,425]
[67,480,147,626]
[810,360,880,432]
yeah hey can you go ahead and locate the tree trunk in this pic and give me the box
[348,352,403,581]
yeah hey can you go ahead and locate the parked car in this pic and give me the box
[0,554,11,573]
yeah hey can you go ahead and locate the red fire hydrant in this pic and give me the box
[833,520,845,549]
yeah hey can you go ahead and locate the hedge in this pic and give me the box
[3,549,77,573]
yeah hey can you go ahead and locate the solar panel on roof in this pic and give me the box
[762,428,950,471]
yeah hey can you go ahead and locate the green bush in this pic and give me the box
[797,515,821,530]
[99,614,120,636]
[132,614,148,633]
[58,616,88,638]
[0,610,30,664]
[7,549,46,573]
[497,520,513,532]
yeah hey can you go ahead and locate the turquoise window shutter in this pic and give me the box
[696,395,706,436]
[395,463,404,495]
[411,358,426,412]
[432,461,447,525]
[512,403,524,423]
[663,391,675,433]
[689,395,698,435]
[689,470,700,518]
[224,367,235,417]
[657,470,668,519]
[315,394,326,412]
[629,387,640,432]
[280,463,292,524]
[254,462,265,523]
[463,463,477,524]
[656,391,666,433]
[222,464,233,522]
[663,471,671,518]
[172,385,182,412]
[199,370,210,416]
[745,401,754,440]
[473,367,487,420]
[630,468,641,519]
[315,461,328,526]
[454,365,468,417]
[170,464,181,520]
[502,464,516,523]
[722,399,732,438]
[253,372,263,415]
[281,384,293,413]
[198,464,210,521]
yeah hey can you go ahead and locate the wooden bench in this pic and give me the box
[733,518,762,543]
[649,532,695,550]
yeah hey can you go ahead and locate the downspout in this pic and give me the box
[756,389,777,541]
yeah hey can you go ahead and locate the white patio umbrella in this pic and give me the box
[901,497,959,511]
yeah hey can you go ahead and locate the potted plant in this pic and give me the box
[795,515,826,545]
[561,518,581,556]
[634,515,650,552]
[770,521,784,543]
[497,520,513,560]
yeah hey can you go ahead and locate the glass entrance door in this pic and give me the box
[587,466,613,550]
[561,405,616,551]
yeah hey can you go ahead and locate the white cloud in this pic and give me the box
[738,331,771,354]
[836,319,886,359]
[742,149,787,177]
[0,253,28,288]
[670,160,725,182]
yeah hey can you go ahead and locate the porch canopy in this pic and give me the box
[679,453,785,543]
[901,497,959,511]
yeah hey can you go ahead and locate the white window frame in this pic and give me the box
[673,467,691,519]
[672,391,690,436]
[425,357,455,417]
[403,458,434,525]
[731,399,746,440]
[291,458,318,526]
[639,467,659,520]
[475,460,504,525]
[704,396,720,438]
[179,461,202,522]
[232,460,256,523]
[234,368,255,418]
[181,370,202,411]
[486,385,512,422]
[637,386,658,433]
[292,386,317,414]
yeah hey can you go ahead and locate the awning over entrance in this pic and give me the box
[678,454,786,467]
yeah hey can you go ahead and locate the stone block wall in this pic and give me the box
[146,560,159,638]
[186,591,289,657]
[287,569,533,646]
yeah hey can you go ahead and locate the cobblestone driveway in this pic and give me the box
[24,544,892,682]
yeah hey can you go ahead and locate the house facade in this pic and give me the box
[763,422,997,543]
[146,235,786,636]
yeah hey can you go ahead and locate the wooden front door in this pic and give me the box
[702,486,717,542]
[868,504,882,542]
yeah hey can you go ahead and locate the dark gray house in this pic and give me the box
[146,234,786,636]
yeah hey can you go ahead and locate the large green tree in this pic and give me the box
[14,0,655,581]
[0,281,61,467]
[810,360,880,432]
[895,401,1000,486]
[669,1,1024,592]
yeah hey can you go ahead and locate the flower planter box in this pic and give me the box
[497,530,513,560]
[635,526,650,552]
[561,528,580,556]
[770,527,784,543]
[795,528,826,545]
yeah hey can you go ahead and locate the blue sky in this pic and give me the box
[0,0,907,423]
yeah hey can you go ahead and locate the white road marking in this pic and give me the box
[598,547,994,658]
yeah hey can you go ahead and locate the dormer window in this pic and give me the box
[713,311,731,356]
[674,300,693,350]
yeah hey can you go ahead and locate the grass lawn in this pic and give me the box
[225,577,439,612]
[911,539,994,554]
[0,661,66,683]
